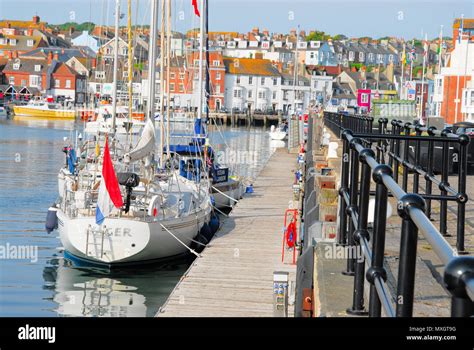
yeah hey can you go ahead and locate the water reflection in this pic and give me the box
[43,257,189,317]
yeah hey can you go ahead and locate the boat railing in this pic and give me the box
[321,111,474,317]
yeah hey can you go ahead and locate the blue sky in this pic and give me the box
[0,0,473,39]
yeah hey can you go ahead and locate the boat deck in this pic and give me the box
[157,148,298,317]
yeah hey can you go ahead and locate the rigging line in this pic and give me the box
[160,223,201,257]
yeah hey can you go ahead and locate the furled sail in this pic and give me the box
[125,118,156,162]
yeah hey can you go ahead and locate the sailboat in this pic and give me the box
[48,0,213,266]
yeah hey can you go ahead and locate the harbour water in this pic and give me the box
[0,117,281,317]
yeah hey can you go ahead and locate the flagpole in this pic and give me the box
[420,33,427,124]
[410,40,414,81]
[455,14,464,124]
[147,0,158,126]
[159,0,166,166]
[166,0,171,159]
[197,0,205,121]
[111,0,120,134]
[438,25,443,74]
[401,41,405,99]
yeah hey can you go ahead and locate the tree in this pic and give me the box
[306,31,331,42]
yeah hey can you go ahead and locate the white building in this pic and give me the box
[223,57,282,113]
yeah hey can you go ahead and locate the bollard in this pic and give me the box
[456,135,469,253]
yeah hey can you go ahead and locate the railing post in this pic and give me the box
[367,164,392,317]
[347,148,373,316]
[424,127,436,219]
[439,129,450,237]
[395,194,425,317]
[402,123,411,192]
[338,130,352,246]
[444,256,474,317]
[456,135,469,253]
[342,138,361,276]
[413,125,422,194]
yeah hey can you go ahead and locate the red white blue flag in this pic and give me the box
[96,138,123,225]
[192,0,200,17]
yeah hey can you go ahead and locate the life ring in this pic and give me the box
[285,220,296,248]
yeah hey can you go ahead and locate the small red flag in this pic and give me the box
[192,0,200,17]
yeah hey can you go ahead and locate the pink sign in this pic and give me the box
[357,89,371,112]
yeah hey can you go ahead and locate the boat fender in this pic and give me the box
[190,233,209,253]
[200,223,213,242]
[245,184,254,194]
[209,213,220,234]
[45,206,58,233]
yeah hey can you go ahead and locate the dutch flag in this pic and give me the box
[96,138,124,225]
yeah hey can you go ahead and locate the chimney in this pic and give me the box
[255,52,263,59]
[61,48,65,55]
[92,58,97,69]
[263,28,269,37]
[47,51,53,64]
[290,29,296,37]
[13,51,19,59]
[32,15,40,24]
[7,51,13,60]
[252,27,259,34]
[53,51,59,61]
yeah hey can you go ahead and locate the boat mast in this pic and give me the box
[111,0,121,134]
[166,0,171,158]
[147,0,159,127]
[197,0,205,122]
[127,0,133,123]
[205,0,210,122]
[159,0,166,166]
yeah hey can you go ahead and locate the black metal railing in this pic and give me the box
[323,112,474,317]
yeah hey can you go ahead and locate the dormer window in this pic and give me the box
[34,65,41,72]
[10,39,17,46]
[213,60,220,67]
[13,63,20,70]
[27,39,34,47]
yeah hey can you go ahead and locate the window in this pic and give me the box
[236,76,240,84]
[170,72,176,79]
[361,93,369,103]
[233,89,242,98]
[10,39,17,46]
[273,78,278,86]
[348,51,354,61]
[65,80,71,88]
[13,63,20,70]
[0,38,4,45]
[261,77,265,85]
[248,90,252,98]
[179,84,184,92]
[258,91,266,99]
[9,76,14,85]
[272,91,277,99]
[179,73,185,80]
[169,83,175,92]
[95,71,105,80]
[388,54,394,62]
[215,84,221,94]
[55,79,60,88]
[21,79,26,86]
[29,75,41,87]
[368,53,374,61]
[27,39,34,47]
[216,72,221,80]
[95,84,101,93]
[310,52,315,59]
[193,59,199,67]
[359,52,364,61]
[470,91,474,106]
[213,60,220,67]
[248,76,253,84]
[34,65,41,72]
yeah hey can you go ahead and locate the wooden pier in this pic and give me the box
[157,148,298,317]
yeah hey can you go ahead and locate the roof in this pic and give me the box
[3,57,50,74]
[52,62,81,76]
[0,35,44,52]
[223,57,280,76]
[20,47,95,61]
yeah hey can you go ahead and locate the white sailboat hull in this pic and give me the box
[57,206,211,266]
[269,131,287,141]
